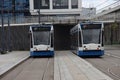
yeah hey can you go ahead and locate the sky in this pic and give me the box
[82,0,117,10]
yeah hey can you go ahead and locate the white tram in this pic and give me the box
[70,22,104,57]
[29,24,54,57]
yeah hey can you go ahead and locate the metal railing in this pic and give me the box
[93,10,120,21]
[97,1,120,14]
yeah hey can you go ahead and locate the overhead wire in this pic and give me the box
[94,0,111,8]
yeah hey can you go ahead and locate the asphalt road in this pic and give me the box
[85,50,120,80]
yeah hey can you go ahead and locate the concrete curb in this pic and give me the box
[0,55,29,76]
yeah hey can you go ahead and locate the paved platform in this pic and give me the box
[0,51,29,76]
[54,51,113,80]
[105,45,120,50]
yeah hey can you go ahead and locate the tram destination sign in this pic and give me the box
[32,27,50,31]
[81,24,101,29]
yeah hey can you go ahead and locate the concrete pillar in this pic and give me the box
[69,0,71,9]
[29,0,34,10]
[78,0,82,10]
[50,0,53,10]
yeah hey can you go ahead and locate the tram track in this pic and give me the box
[0,57,54,80]
[85,50,120,80]
[42,58,49,80]
[108,65,120,80]
[106,51,120,80]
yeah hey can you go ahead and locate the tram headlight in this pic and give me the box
[34,47,38,51]
[83,46,87,50]
[46,47,50,50]
[97,48,99,50]
[97,45,101,50]
[34,47,36,49]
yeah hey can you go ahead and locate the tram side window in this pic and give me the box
[102,30,104,46]
[71,31,79,49]
[73,32,78,47]
[70,33,73,49]
[72,33,75,47]
[51,32,53,47]
[30,33,33,48]
[79,31,82,47]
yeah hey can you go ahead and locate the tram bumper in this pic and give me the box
[30,51,54,57]
[78,50,104,57]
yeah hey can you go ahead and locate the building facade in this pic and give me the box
[29,0,82,16]
[1,0,82,24]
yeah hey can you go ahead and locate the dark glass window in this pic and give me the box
[0,2,2,10]
[82,29,101,44]
[81,24,102,44]
[81,24,101,29]
[79,31,82,47]
[51,32,53,47]
[71,0,78,9]
[33,31,50,45]
[102,30,104,46]
[15,0,26,10]
[34,0,50,9]
[53,0,68,9]
[1,0,12,10]
[71,32,78,47]
[30,33,33,48]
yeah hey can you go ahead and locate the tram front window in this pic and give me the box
[82,29,101,44]
[33,31,50,45]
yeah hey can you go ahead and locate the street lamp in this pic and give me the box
[0,0,6,54]
[38,0,40,24]
[7,5,12,52]
[37,10,40,24]
[0,0,12,53]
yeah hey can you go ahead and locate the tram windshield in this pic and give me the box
[81,24,101,44]
[33,31,50,45]
[82,29,101,44]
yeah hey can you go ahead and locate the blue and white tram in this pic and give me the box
[70,22,104,57]
[29,24,54,57]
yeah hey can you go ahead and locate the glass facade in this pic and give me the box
[71,0,78,9]
[53,0,68,9]
[4,0,12,10]
[0,0,12,11]
[0,1,2,11]
[15,0,28,10]
[15,13,24,23]
[0,0,29,11]
[0,0,29,24]
[34,0,50,9]
[33,0,79,10]
[0,0,81,24]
